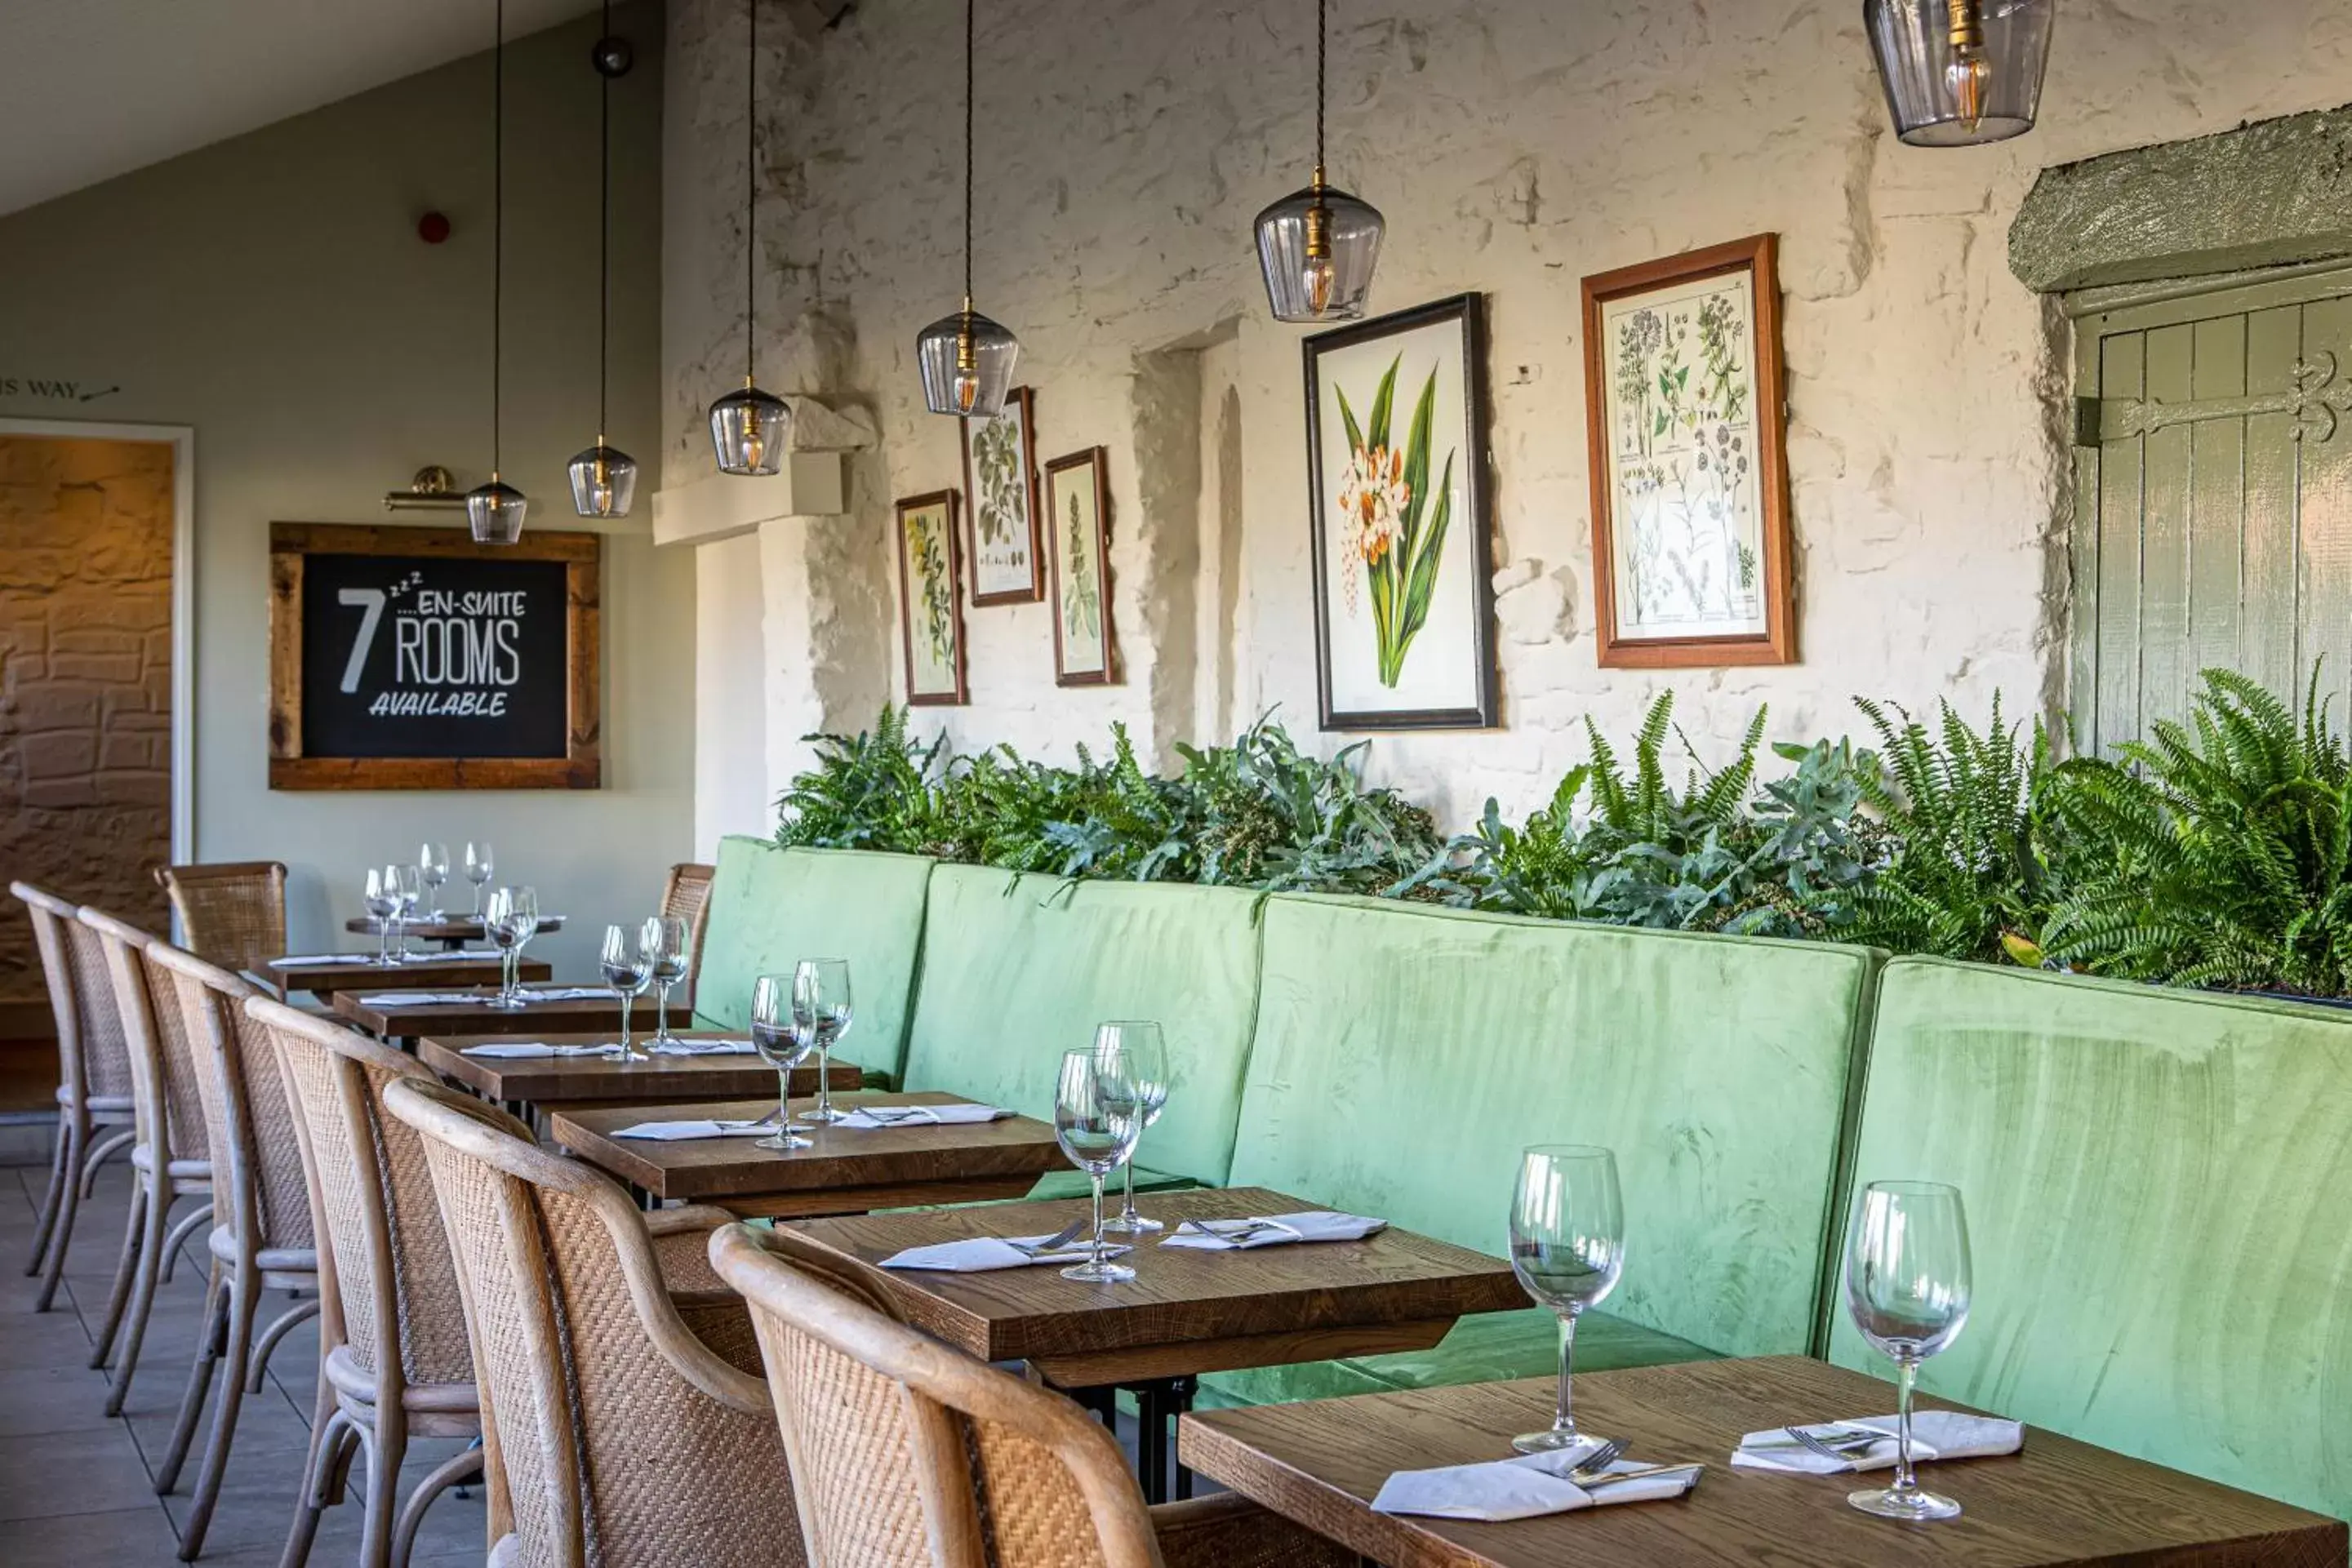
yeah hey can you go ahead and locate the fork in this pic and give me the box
[714,1106,786,1131]
[1565,1438,1628,1481]
[1009,1216,1092,1257]
[1786,1425,1886,1468]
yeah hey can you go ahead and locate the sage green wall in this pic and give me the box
[0,6,681,976]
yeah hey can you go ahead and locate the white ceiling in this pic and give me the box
[0,0,608,218]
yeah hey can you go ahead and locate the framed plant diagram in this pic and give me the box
[1304,292,1498,731]
[1581,233,1796,667]
[958,384,1043,604]
[1043,447,1115,686]
[893,490,967,705]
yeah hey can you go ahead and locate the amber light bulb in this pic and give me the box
[1945,0,1990,131]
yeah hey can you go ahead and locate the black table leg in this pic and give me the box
[1169,1375,1197,1499]
[1135,1382,1167,1504]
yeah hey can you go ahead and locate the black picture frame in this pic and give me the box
[1303,292,1499,731]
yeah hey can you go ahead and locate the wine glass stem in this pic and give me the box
[655,984,670,1040]
[815,1043,833,1118]
[1553,1308,1581,1438]
[1118,1156,1139,1223]
[1892,1357,1919,1495]
[1089,1170,1107,1271]
[619,993,634,1056]
[776,1068,791,1126]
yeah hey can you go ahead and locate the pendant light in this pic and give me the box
[1865,0,2055,147]
[1253,0,1384,324]
[915,0,1019,419]
[707,0,792,475]
[466,0,527,544]
[570,1,638,517]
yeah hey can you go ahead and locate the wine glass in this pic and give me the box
[1094,1022,1169,1235]
[641,917,691,1047]
[600,924,653,1062]
[393,865,423,962]
[419,842,451,920]
[1052,1045,1144,1284]
[1844,1181,1972,1522]
[362,868,400,965]
[1508,1145,1626,1454]
[749,974,814,1151]
[463,842,495,917]
[789,959,853,1126]
[482,886,537,1009]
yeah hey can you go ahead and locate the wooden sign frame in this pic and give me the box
[267,522,602,790]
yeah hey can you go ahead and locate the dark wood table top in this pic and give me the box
[780,1185,1529,1389]
[549,1090,1065,1216]
[270,954,549,997]
[418,1030,861,1105]
[1177,1357,2348,1568]
[331,986,645,1038]
[344,913,569,945]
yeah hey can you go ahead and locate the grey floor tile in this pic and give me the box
[0,1426,159,1521]
[0,1362,120,1437]
[0,1503,180,1565]
[0,1307,98,1371]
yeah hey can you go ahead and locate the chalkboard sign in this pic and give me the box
[269,523,601,790]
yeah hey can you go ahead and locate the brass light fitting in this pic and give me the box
[1945,0,1990,132]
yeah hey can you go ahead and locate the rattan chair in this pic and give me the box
[247,995,484,1568]
[155,861,290,981]
[661,861,717,1009]
[11,882,139,1311]
[707,1224,1353,1568]
[143,944,321,1561]
[79,906,216,1415]
[381,1076,801,1568]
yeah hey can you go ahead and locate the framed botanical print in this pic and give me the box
[1043,447,1115,686]
[1304,292,1498,731]
[1581,233,1797,667]
[893,490,967,705]
[959,384,1043,604]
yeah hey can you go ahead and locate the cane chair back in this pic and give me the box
[79,906,209,1170]
[13,882,136,1106]
[154,861,288,979]
[662,862,717,1000]
[708,1223,1163,1568]
[145,944,313,1262]
[383,1077,798,1568]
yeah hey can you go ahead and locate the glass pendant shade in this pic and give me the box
[1865,0,2053,147]
[465,478,527,545]
[1255,179,1384,323]
[709,381,792,476]
[917,305,1020,419]
[567,442,638,517]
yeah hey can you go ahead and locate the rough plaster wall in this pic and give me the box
[667,0,2352,829]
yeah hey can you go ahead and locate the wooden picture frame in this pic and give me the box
[1043,447,1116,686]
[959,384,1044,605]
[895,490,969,706]
[1581,233,1797,668]
[266,522,601,791]
[1304,292,1499,731]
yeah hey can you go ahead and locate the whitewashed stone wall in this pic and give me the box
[665,0,2352,837]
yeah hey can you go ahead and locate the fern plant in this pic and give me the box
[773,706,949,854]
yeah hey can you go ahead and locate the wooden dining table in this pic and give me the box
[780,1184,1528,1504]
[418,1029,861,1117]
[547,1090,1067,1219]
[331,985,649,1041]
[1176,1356,2349,1568]
[270,953,549,997]
[344,913,568,951]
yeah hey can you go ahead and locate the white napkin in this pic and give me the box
[520,986,617,1002]
[1372,1440,1701,1521]
[647,1038,758,1056]
[459,1042,616,1059]
[833,1104,1011,1129]
[611,1118,775,1141]
[273,953,380,966]
[881,1234,1131,1272]
[1732,1411,2023,1474]
[357,991,491,1007]
[1160,1210,1388,1250]
[432,953,505,963]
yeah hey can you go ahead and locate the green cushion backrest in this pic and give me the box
[900,866,1266,1186]
[689,839,936,1082]
[1831,957,2352,1518]
[1227,894,1880,1359]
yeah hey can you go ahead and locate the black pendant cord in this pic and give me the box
[963,0,975,308]
[598,0,611,438]
[1314,0,1326,175]
[745,0,757,383]
[492,0,505,474]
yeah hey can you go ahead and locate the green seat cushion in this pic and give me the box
[900,868,1267,1186]
[688,841,935,1083]
[1227,894,1879,1360]
[1832,958,2352,1519]
[1197,1308,1717,1410]
[1020,1166,1195,1202]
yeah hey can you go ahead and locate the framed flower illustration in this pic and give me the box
[1043,447,1115,686]
[1304,292,1498,731]
[894,490,967,705]
[958,384,1043,604]
[1581,233,1796,667]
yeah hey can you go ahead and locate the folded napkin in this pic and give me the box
[357,991,491,1007]
[647,1038,758,1056]
[519,986,619,1002]
[459,1042,616,1059]
[880,1234,1132,1273]
[1732,1411,2023,1475]
[273,953,380,966]
[611,1117,775,1141]
[833,1104,1011,1130]
[1160,1210,1388,1250]
[433,953,505,963]
[1373,1440,1702,1521]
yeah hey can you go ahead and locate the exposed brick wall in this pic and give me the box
[0,435,174,1006]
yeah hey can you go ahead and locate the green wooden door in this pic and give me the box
[2071,264,2352,753]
